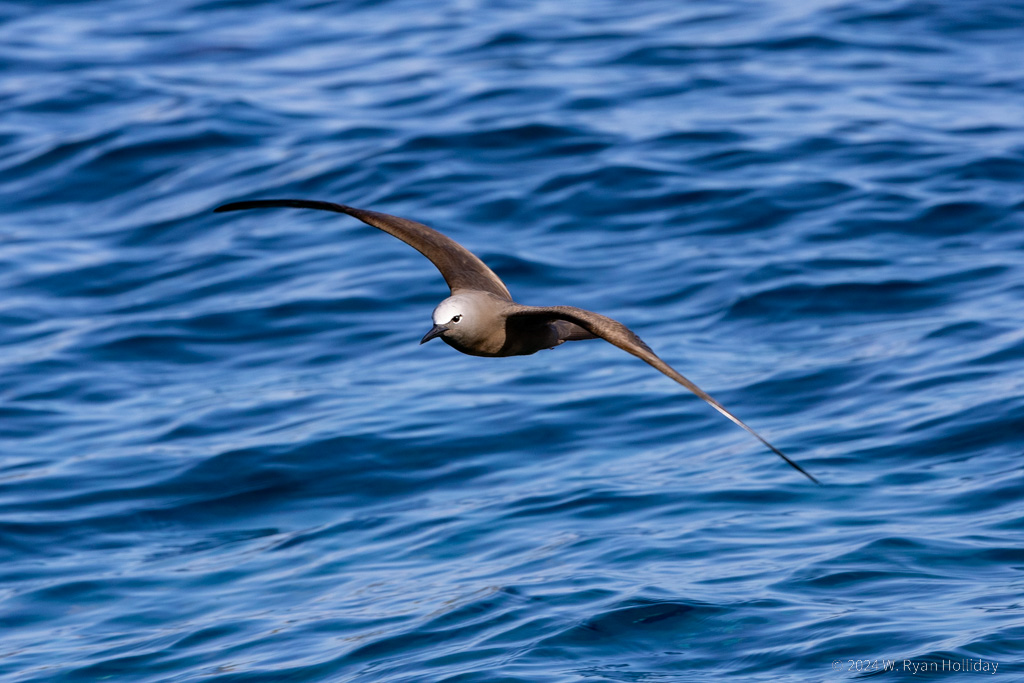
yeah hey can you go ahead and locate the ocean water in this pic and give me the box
[2,0,1023,680]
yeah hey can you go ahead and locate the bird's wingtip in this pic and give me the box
[772,445,822,486]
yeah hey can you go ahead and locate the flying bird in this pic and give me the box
[214,199,819,484]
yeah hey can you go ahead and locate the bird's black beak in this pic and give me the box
[420,323,447,344]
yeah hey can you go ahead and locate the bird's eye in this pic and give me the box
[451,315,462,323]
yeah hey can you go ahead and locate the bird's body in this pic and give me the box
[424,292,593,357]
[214,198,819,484]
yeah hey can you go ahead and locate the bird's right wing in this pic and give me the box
[508,305,820,484]
[214,199,513,301]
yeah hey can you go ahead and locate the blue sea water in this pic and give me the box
[2,0,1023,680]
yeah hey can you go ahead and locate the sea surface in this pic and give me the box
[2,1,1023,680]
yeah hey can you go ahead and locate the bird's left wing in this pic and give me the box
[507,305,820,484]
[214,199,513,300]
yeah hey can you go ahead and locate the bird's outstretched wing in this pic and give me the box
[508,305,820,484]
[214,199,513,301]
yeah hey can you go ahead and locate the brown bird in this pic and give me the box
[214,199,819,484]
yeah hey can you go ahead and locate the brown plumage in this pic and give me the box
[214,199,820,484]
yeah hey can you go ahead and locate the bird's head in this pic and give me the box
[421,294,489,348]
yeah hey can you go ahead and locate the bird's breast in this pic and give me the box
[441,330,509,357]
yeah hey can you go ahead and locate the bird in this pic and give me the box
[214,198,820,484]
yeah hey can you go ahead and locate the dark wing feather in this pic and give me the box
[214,199,512,300]
[508,305,820,484]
